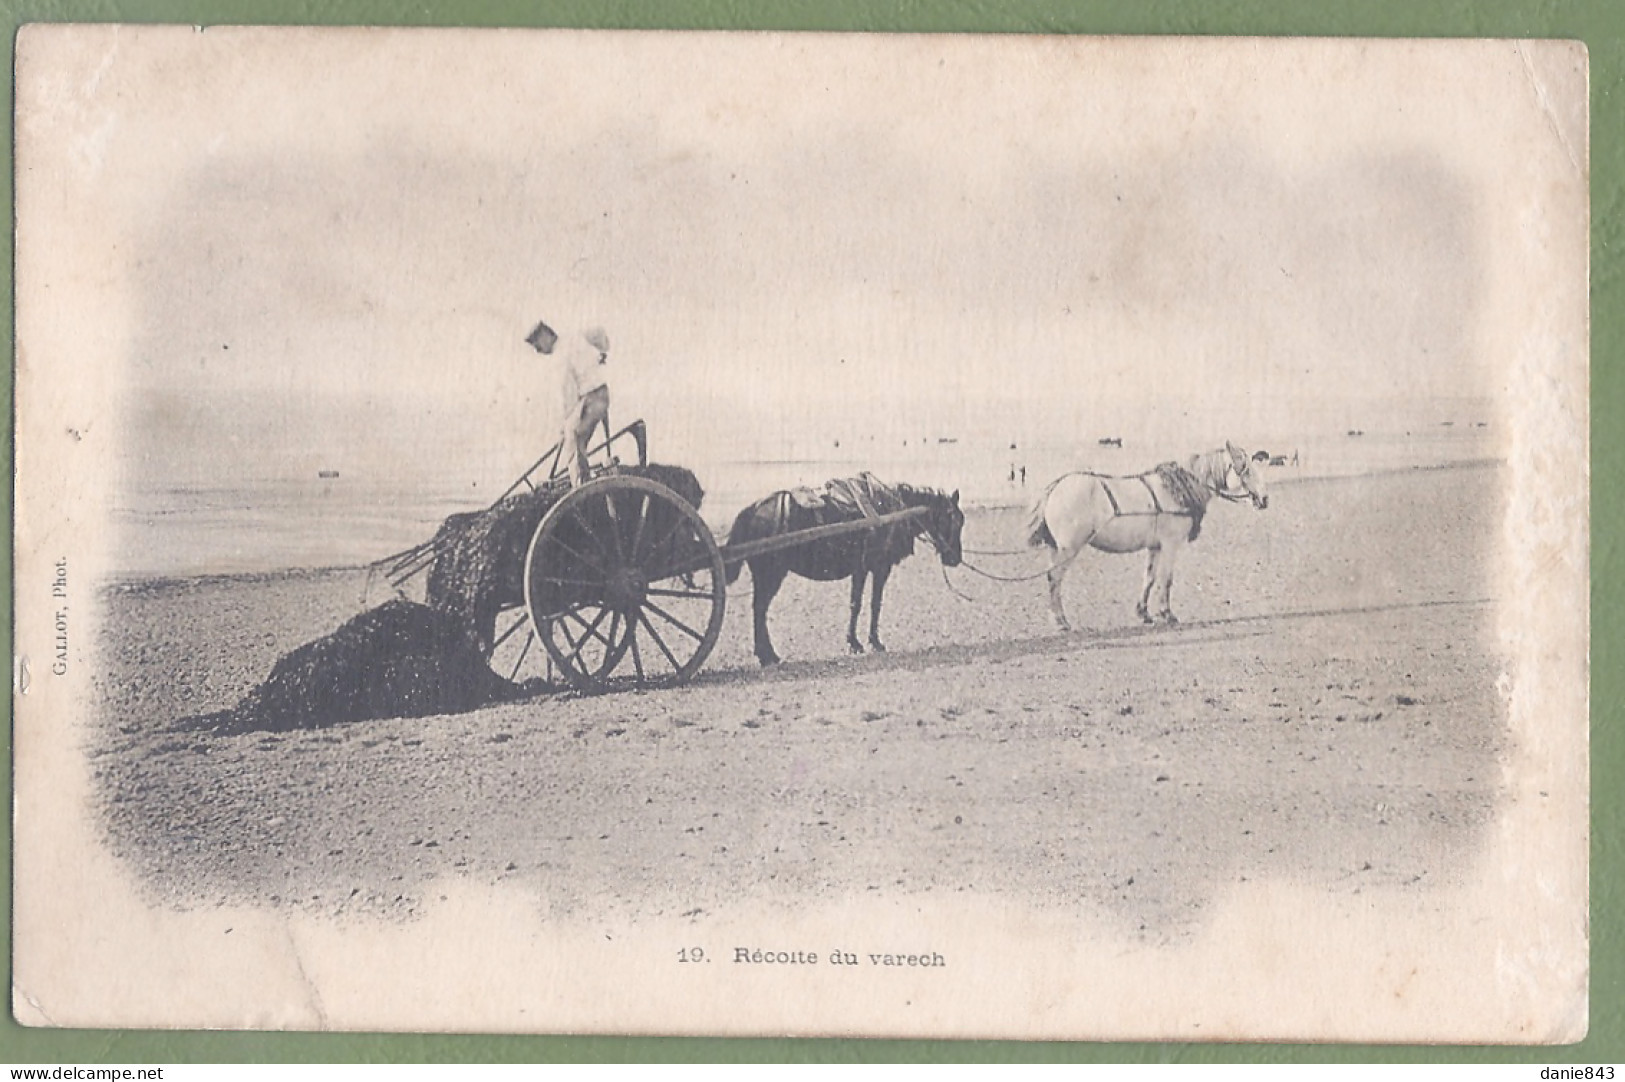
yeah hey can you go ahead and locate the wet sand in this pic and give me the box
[88,463,1507,941]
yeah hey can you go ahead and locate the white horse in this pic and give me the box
[1025,442,1269,630]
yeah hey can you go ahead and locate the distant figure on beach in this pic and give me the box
[527,319,611,486]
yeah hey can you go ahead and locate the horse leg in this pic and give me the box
[1046,558,1072,632]
[751,562,787,666]
[847,570,868,654]
[1136,550,1158,624]
[1153,544,1179,624]
[1046,537,1089,632]
[867,565,892,653]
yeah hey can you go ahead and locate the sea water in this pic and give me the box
[110,422,1501,580]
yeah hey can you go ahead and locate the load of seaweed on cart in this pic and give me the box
[415,462,705,653]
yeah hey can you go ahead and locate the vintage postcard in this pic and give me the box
[12,28,1588,1040]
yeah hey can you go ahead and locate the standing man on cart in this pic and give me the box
[526,318,612,487]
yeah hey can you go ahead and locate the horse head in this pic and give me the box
[920,488,965,567]
[1222,441,1269,510]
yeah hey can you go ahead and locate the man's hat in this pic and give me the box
[583,326,610,354]
[526,320,557,351]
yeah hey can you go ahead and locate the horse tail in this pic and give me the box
[1025,476,1065,549]
[724,494,787,585]
[723,504,755,585]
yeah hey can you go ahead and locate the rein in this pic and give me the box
[937,561,980,601]
[921,531,1088,595]
[955,548,1086,584]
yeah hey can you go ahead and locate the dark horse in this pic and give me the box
[724,475,964,666]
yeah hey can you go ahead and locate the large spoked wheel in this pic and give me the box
[485,597,626,688]
[523,476,726,693]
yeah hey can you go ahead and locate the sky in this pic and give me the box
[16,29,1586,486]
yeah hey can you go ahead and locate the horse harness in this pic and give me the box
[1087,459,1253,520]
[1086,470,1194,520]
[768,473,920,553]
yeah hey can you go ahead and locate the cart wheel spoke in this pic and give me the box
[605,610,625,666]
[635,609,684,673]
[597,490,628,564]
[541,604,628,683]
[545,529,613,578]
[507,628,535,682]
[486,605,552,687]
[643,516,689,574]
[629,625,646,682]
[563,605,616,656]
[556,623,595,674]
[567,497,623,567]
[628,493,651,565]
[537,574,614,591]
[642,598,707,643]
[491,610,530,651]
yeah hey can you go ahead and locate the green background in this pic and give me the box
[1,0,1614,1066]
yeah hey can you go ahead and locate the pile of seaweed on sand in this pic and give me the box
[177,463,705,735]
[180,600,524,735]
[425,462,704,651]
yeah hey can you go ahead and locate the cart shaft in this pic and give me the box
[717,505,930,567]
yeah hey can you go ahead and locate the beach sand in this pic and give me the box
[88,463,1506,942]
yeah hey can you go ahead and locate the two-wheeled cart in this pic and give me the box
[376,420,929,693]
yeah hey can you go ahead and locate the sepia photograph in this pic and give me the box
[11,27,1589,1041]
